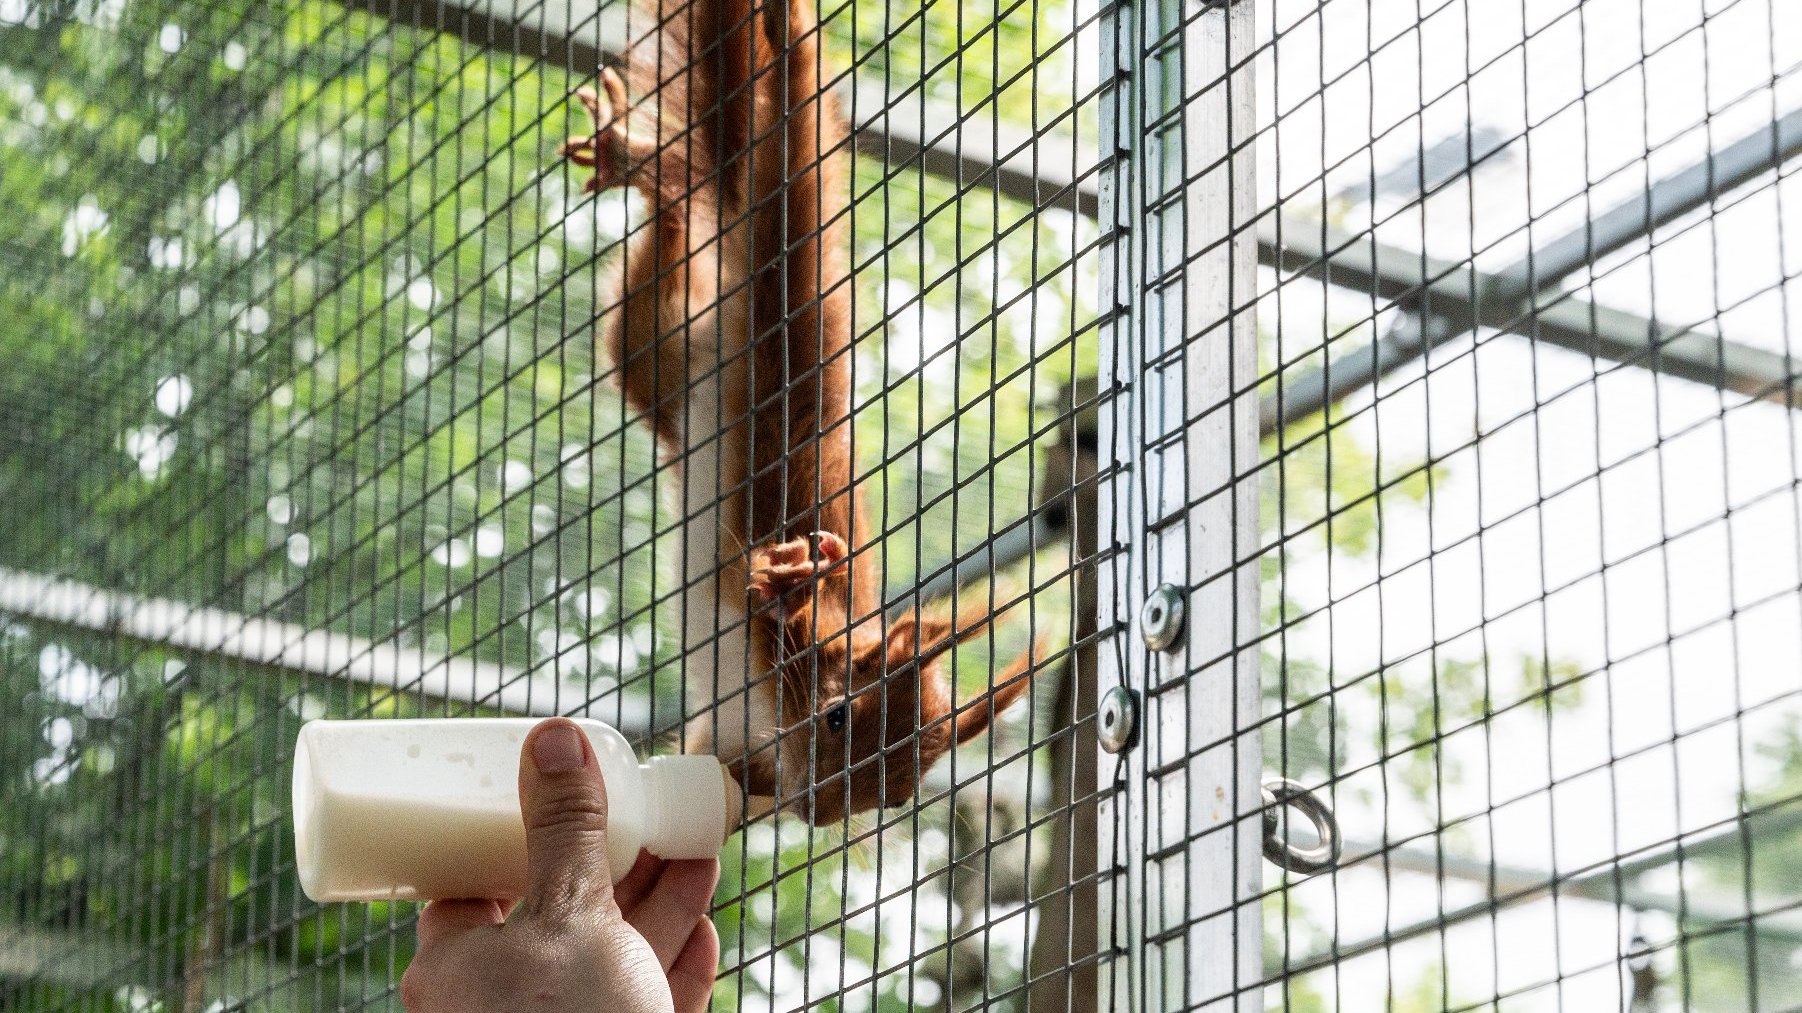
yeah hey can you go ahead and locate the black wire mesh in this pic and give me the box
[0,0,1103,1009]
[1245,0,1802,1009]
[4,0,1799,1010]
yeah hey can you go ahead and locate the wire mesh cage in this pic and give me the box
[1,0,1799,1010]
[1243,0,1802,1009]
[0,0,1101,1009]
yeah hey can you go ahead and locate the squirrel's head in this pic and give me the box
[735,578,1038,826]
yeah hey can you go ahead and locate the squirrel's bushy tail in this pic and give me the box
[620,0,845,243]
[628,0,857,560]
[738,0,855,555]
[625,0,862,597]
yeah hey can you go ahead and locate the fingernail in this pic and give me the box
[533,724,587,772]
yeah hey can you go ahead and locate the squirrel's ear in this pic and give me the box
[882,612,942,671]
[886,599,996,671]
[951,635,1045,746]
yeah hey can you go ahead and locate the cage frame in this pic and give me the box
[5,0,1802,1008]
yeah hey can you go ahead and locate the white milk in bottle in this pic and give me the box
[292,717,740,902]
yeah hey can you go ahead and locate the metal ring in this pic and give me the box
[1260,776,1340,875]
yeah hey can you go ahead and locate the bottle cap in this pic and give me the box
[642,755,738,859]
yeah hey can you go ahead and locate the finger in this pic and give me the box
[612,850,665,916]
[757,561,819,586]
[624,859,720,970]
[516,718,616,927]
[667,917,722,1013]
[415,898,506,949]
[573,86,602,123]
[810,530,847,563]
[559,137,599,166]
[757,541,805,566]
[600,66,629,124]
[748,565,809,600]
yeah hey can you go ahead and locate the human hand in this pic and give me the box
[399,718,721,1013]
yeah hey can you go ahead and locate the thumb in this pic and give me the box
[517,718,617,925]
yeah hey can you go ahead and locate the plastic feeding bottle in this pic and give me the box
[292,718,741,903]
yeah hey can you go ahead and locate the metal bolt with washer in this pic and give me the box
[1098,685,1139,753]
[1140,584,1186,652]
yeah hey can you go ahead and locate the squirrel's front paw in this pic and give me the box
[557,68,637,193]
[749,531,848,601]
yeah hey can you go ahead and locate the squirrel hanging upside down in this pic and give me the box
[558,0,1037,825]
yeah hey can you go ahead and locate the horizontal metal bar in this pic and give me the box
[1258,310,1454,436]
[0,561,1054,813]
[1506,108,1802,293]
[0,924,133,990]
[848,82,1099,219]
[1267,107,1802,430]
[333,0,1101,216]
[0,565,639,724]
[0,920,389,997]
[1280,862,1802,981]
[0,512,1069,732]
[335,0,613,72]
[1261,216,1799,433]
[886,512,1063,617]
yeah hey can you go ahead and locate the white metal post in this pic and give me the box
[1095,0,1261,1008]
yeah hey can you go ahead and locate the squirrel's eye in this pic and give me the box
[825,703,848,733]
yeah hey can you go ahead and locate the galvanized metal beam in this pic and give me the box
[1502,108,1802,292]
[0,518,1066,735]
[0,920,388,1000]
[337,0,1102,215]
[1260,228,1800,435]
[1266,110,1802,433]
[848,81,1099,219]
[886,513,1060,618]
[335,0,615,71]
[0,565,643,724]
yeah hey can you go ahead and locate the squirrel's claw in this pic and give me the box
[573,84,606,125]
[599,67,629,123]
[558,136,600,166]
[559,69,633,192]
[749,531,848,601]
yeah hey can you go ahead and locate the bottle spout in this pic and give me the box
[722,780,744,832]
[641,754,738,859]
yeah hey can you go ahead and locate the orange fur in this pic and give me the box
[560,0,1035,824]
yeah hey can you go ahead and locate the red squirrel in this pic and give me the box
[558,0,1036,824]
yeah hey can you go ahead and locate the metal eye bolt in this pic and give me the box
[1261,776,1341,876]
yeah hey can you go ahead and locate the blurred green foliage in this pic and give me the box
[0,0,1088,1009]
[3,0,1785,1012]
